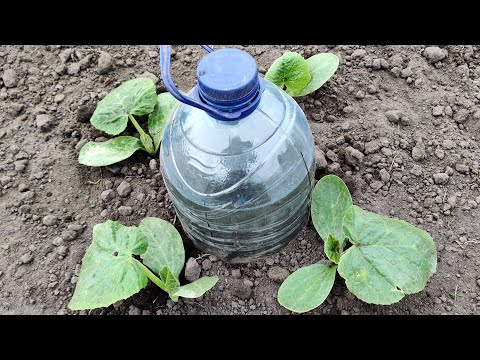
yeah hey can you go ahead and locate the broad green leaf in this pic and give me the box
[139,217,185,278]
[287,53,339,97]
[159,266,180,301]
[173,276,219,299]
[78,136,144,167]
[278,263,336,313]
[148,93,178,152]
[139,132,155,155]
[325,234,341,264]
[90,78,157,135]
[265,52,311,91]
[311,175,353,248]
[337,206,437,305]
[68,220,148,310]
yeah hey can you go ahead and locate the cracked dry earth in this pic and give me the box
[1,45,480,315]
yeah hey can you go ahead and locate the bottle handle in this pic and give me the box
[159,45,264,121]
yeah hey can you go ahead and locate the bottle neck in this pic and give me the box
[191,78,266,121]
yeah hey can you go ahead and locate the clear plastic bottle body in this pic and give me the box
[160,81,315,262]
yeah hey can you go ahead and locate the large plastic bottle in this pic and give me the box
[159,45,315,262]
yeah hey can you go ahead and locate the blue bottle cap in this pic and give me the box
[197,48,260,107]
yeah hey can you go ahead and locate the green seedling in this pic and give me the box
[265,51,339,97]
[78,78,177,167]
[278,175,437,313]
[68,218,218,310]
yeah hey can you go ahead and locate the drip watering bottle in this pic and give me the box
[159,45,315,262]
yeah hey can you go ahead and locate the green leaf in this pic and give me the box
[173,276,219,299]
[139,217,185,278]
[287,53,339,97]
[265,52,311,91]
[148,93,178,152]
[68,220,148,310]
[90,78,157,135]
[311,175,353,248]
[159,266,180,301]
[139,132,155,155]
[278,263,337,313]
[337,205,437,305]
[78,136,144,167]
[325,234,341,264]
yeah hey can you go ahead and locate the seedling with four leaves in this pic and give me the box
[68,217,218,310]
[78,78,177,167]
[277,175,437,313]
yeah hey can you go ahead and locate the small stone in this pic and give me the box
[139,71,158,84]
[435,149,445,159]
[243,279,254,287]
[385,110,402,124]
[351,49,366,59]
[370,180,384,192]
[118,206,134,216]
[201,259,212,271]
[343,105,354,114]
[52,237,64,246]
[355,90,365,100]
[423,46,447,63]
[63,230,78,241]
[128,305,142,316]
[67,63,81,75]
[42,215,58,226]
[20,253,33,264]
[445,166,454,176]
[76,103,96,123]
[117,181,132,197]
[401,67,413,78]
[2,69,19,88]
[315,148,327,171]
[433,173,449,185]
[149,159,158,171]
[372,58,382,70]
[97,51,114,74]
[35,114,54,132]
[19,205,31,214]
[367,84,377,94]
[54,64,66,75]
[267,266,290,283]
[412,141,426,161]
[326,150,338,162]
[454,109,469,124]
[344,146,364,167]
[185,257,201,282]
[379,168,390,182]
[364,140,380,154]
[455,163,469,174]
[18,183,29,192]
[101,189,115,202]
[432,106,444,117]
[442,139,455,149]
[57,245,68,256]
[54,94,65,103]
[231,269,241,279]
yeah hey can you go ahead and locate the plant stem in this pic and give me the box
[135,259,167,291]
[128,114,146,135]
[128,114,155,155]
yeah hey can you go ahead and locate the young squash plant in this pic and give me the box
[78,78,177,167]
[278,175,437,313]
[68,217,218,310]
[265,51,339,97]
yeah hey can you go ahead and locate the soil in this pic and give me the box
[1,45,479,315]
